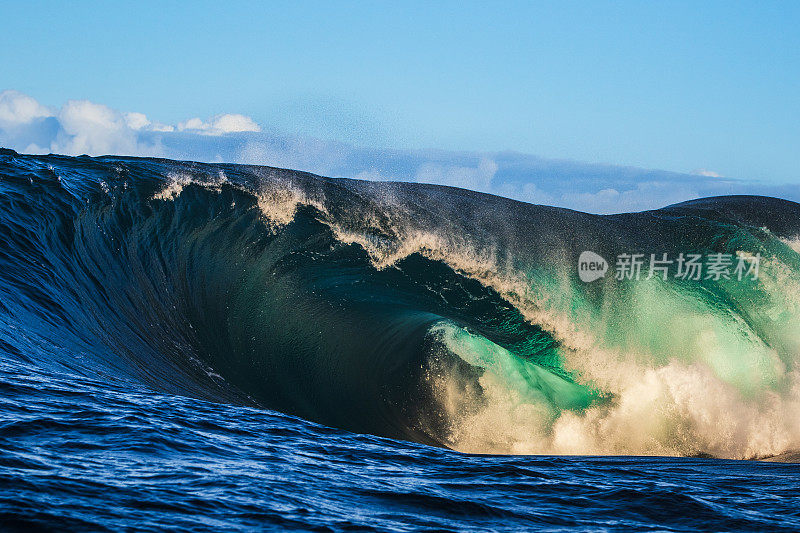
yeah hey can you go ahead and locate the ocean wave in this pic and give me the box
[2,148,800,459]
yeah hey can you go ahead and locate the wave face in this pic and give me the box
[2,149,800,462]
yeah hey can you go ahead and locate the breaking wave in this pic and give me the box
[2,148,800,460]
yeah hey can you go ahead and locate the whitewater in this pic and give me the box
[2,148,800,530]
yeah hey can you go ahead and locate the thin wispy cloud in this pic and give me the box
[693,168,724,178]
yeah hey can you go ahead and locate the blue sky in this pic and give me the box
[1,1,799,212]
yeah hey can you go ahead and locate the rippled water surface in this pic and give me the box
[2,361,799,531]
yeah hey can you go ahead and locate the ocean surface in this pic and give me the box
[2,148,800,530]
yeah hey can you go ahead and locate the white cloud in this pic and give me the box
[177,117,206,131]
[123,112,175,133]
[0,91,260,157]
[56,99,143,156]
[559,182,701,214]
[213,114,261,133]
[149,122,176,133]
[415,157,498,192]
[0,90,53,127]
[178,113,261,135]
[494,181,556,206]
[124,111,151,130]
[693,168,723,178]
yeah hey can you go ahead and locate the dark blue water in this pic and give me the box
[3,359,800,531]
[2,149,800,530]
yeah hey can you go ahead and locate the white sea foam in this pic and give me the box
[152,171,231,200]
[424,250,800,459]
[783,236,800,254]
[152,173,192,201]
[255,183,327,228]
